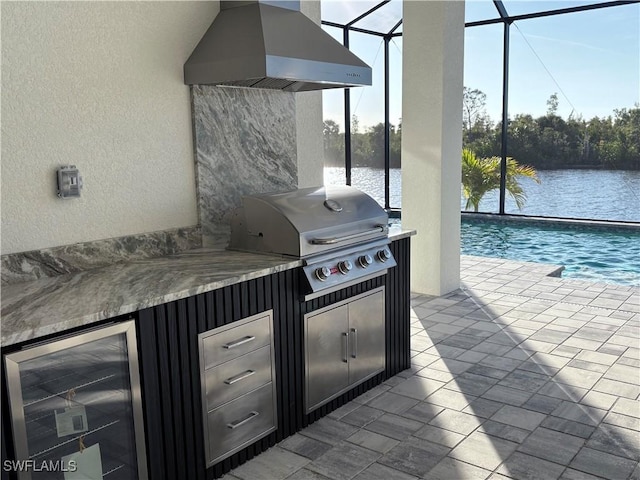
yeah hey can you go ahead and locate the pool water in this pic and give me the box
[460,219,640,286]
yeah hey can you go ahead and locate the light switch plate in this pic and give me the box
[57,166,83,199]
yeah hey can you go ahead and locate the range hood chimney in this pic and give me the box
[184,0,372,92]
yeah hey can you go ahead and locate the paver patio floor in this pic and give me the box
[225,255,639,480]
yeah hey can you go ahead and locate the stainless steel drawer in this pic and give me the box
[207,383,276,465]
[205,345,272,411]
[201,313,271,369]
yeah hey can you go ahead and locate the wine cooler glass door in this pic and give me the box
[4,321,148,480]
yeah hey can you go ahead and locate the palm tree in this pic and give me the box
[461,148,540,212]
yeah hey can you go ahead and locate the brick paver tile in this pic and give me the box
[496,451,565,480]
[491,405,546,430]
[569,447,637,479]
[517,427,584,464]
[449,431,518,471]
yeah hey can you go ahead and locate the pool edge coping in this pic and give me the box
[461,212,640,232]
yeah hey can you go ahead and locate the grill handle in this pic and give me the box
[310,226,385,245]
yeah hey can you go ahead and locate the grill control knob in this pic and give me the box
[358,254,373,268]
[376,248,392,262]
[338,260,353,275]
[315,266,331,282]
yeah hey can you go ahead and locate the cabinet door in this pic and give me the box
[305,305,349,413]
[348,289,385,386]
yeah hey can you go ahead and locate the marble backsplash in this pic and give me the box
[191,85,298,247]
[1,226,201,285]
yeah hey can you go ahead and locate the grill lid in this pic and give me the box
[229,185,389,258]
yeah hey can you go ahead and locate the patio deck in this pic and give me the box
[225,255,640,480]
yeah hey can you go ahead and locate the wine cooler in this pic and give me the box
[4,321,147,480]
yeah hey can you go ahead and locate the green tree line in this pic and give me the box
[323,116,402,169]
[324,89,640,171]
[464,89,640,170]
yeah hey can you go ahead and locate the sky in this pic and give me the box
[321,0,640,130]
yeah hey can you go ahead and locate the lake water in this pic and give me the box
[324,167,640,222]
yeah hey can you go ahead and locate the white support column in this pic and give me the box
[296,0,324,188]
[401,0,465,296]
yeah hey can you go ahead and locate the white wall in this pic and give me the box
[1,1,217,255]
[402,0,465,295]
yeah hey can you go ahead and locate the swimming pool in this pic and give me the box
[460,216,640,286]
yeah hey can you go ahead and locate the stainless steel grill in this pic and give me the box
[229,185,396,298]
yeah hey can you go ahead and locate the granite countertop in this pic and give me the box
[1,228,415,347]
[1,249,302,347]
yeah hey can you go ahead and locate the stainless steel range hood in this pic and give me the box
[184,0,372,92]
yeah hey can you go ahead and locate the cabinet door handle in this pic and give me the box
[350,328,358,358]
[223,335,255,349]
[227,411,259,430]
[342,332,349,363]
[224,370,256,385]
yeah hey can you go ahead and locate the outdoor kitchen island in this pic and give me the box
[1,228,414,480]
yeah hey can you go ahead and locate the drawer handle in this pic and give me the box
[227,411,259,430]
[223,336,256,349]
[224,370,256,385]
